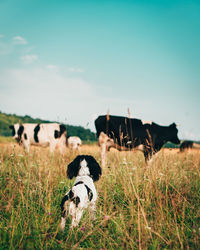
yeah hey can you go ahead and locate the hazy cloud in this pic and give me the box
[0,67,134,131]
[13,36,27,45]
[67,67,85,73]
[0,63,199,138]
[0,41,12,55]
[46,64,59,70]
[0,67,97,128]
[20,54,38,64]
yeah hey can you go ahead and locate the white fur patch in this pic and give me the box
[78,159,90,176]
[136,144,144,151]
[142,120,152,125]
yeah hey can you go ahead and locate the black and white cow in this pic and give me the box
[180,140,200,152]
[95,115,180,165]
[9,123,67,154]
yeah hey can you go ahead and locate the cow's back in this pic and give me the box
[95,115,143,135]
[23,123,38,140]
[36,123,63,144]
[95,115,146,148]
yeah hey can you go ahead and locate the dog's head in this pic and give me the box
[67,155,102,182]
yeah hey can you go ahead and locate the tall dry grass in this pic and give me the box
[0,141,200,249]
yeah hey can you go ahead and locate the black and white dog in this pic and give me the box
[60,155,102,229]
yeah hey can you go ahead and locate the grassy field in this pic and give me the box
[0,139,200,249]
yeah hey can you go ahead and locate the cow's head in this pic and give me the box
[9,124,24,143]
[98,132,115,151]
[168,123,180,144]
[9,125,16,137]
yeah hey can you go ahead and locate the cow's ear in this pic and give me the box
[170,123,176,128]
[67,156,81,179]
[87,156,102,182]
[9,125,15,136]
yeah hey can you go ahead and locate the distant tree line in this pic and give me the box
[0,111,96,141]
[1,112,199,147]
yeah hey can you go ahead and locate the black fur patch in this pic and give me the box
[9,125,15,136]
[73,197,80,207]
[60,124,66,136]
[74,181,84,186]
[60,194,69,217]
[24,133,27,140]
[180,140,193,152]
[34,124,40,143]
[17,125,24,140]
[74,181,93,201]
[54,130,59,139]
[84,184,93,201]
[68,189,80,207]
[54,124,66,139]
[85,155,102,182]
[69,190,74,199]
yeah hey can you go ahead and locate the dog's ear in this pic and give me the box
[86,155,102,182]
[67,156,81,179]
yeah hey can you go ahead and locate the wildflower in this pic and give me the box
[47,234,52,239]
[122,158,127,165]
[103,215,110,221]
[80,227,85,231]
[48,212,52,216]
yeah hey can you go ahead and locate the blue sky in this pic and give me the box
[0,0,199,140]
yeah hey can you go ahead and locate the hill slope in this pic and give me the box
[0,111,96,141]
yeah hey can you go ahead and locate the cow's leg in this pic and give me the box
[100,142,107,168]
[145,149,161,166]
[147,152,161,166]
[58,142,66,155]
[144,148,154,166]
[144,150,150,162]
[49,141,56,153]
[98,132,115,167]
[22,138,30,153]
